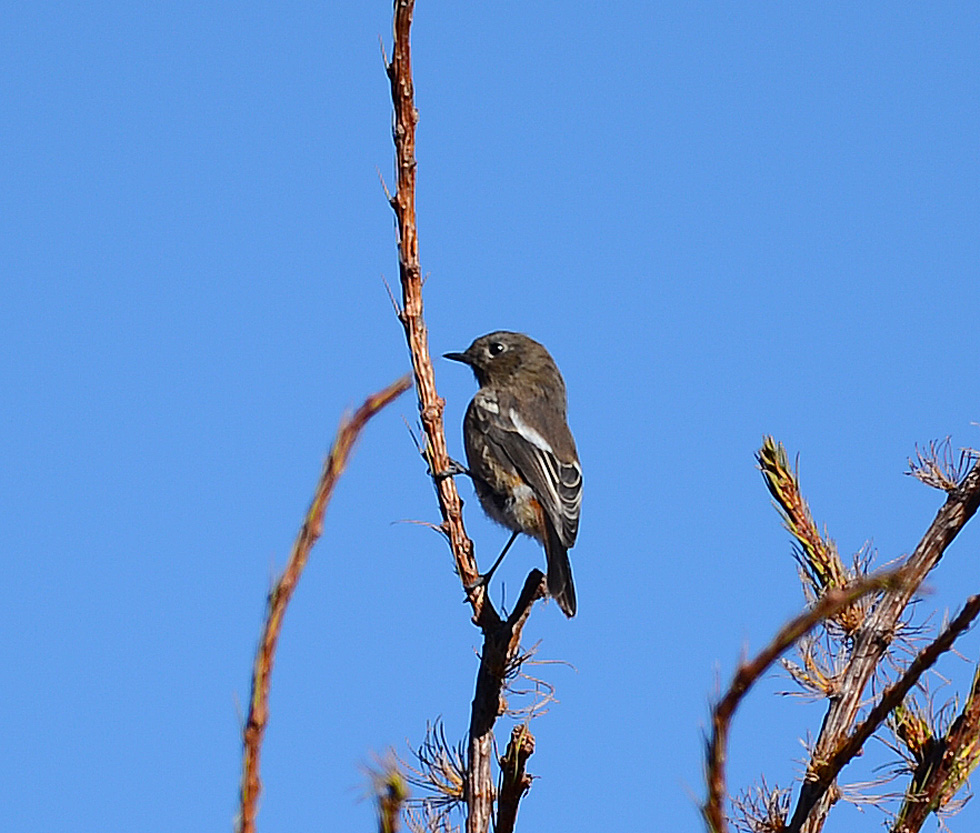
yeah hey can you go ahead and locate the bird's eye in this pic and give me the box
[488,342,506,357]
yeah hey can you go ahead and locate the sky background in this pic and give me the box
[2,2,979,831]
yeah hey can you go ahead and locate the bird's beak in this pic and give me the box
[443,351,471,365]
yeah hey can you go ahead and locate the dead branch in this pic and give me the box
[789,457,980,833]
[237,374,412,833]
[384,0,484,612]
[703,569,910,833]
[384,4,551,832]
[496,724,536,833]
[466,571,547,832]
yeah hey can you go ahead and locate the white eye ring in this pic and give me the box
[488,342,506,357]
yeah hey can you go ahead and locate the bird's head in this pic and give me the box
[444,331,562,394]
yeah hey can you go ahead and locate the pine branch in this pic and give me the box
[789,457,980,833]
[703,569,909,833]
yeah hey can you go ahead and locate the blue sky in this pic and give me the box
[2,2,979,831]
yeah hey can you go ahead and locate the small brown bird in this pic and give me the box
[445,332,582,617]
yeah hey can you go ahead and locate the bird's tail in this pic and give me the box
[544,519,577,618]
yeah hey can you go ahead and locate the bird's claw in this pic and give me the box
[430,457,469,481]
[464,573,490,593]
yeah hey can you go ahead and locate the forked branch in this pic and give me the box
[384,4,548,832]
[791,457,980,833]
[791,594,980,832]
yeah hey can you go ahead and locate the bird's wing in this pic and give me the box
[480,391,582,548]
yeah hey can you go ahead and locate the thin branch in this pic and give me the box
[237,374,412,833]
[384,0,485,614]
[384,5,551,833]
[703,569,910,833]
[789,457,980,833]
[496,724,536,833]
[792,594,980,833]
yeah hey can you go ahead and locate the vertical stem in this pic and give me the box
[386,0,482,604]
[385,7,548,831]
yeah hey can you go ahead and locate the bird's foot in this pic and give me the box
[430,457,469,481]
[464,572,491,594]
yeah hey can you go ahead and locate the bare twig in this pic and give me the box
[703,569,910,833]
[384,5,550,832]
[731,776,791,833]
[237,374,412,833]
[385,0,483,608]
[398,720,466,821]
[780,631,848,700]
[501,643,563,720]
[789,457,980,833]
[405,803,461,833]
[496,724,536,833]
[907,438,978,493]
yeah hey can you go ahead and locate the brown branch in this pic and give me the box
[892,644,980,832]
[757,438,845,589]
[703,569,910,833]
[789,458,980,833]
[496,725,536,833]
[384,0,484,615]
[790,594,980,833]
[467,570,547,833]
[237,374,412,833]
[384,5,552,833]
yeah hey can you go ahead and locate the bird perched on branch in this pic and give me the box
[444,331,582,617]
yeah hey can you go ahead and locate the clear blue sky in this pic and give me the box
[2,3,979,831]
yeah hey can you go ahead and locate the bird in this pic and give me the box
[444,331,581,617]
